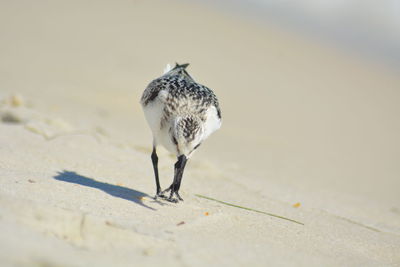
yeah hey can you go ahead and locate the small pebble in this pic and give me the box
[292,202,301,208]
[11,94,24,107]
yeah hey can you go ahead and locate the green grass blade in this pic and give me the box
[195,194,304,225]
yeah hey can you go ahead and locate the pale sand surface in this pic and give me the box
[1,0,400,266]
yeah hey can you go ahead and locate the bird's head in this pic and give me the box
[171,115,204,157]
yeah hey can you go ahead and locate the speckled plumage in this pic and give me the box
[141,63,221,156]
[140,63,222,202]
[141,65,221,123]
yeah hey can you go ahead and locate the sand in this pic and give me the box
[0,0,399,266]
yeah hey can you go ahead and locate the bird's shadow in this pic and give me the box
[53,170,160,210]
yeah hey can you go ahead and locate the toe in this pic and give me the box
[167,197,178,203]
[175,192,184,201]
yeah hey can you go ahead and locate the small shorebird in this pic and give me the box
[141,63,222,202]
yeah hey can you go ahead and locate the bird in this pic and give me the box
[140,63,222,202]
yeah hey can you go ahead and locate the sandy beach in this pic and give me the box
[1,0,400,266]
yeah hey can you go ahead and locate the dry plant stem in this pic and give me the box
[195,194,304,225]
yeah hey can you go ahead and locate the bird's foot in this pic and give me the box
[166,191,183,203]
[167,197,179,203]
[175,192,184,201]
[153,187,171,200]
[154,187,169,200]
[157,185,183,203]
[154,192,166,200]
[160,186,172,196]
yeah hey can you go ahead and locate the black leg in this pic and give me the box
[151,147,162,196]
[175,155,187,191]
[168,155,187,202]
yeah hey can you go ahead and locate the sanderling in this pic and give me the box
[141,63,222,202]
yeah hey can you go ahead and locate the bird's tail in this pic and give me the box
[163,62,190,74]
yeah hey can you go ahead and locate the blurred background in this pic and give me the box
[1,0,399,228]
[202,0,400,69]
